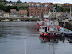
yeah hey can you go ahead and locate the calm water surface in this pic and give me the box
[0,22,72,54]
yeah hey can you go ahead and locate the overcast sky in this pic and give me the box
[6,0,72,4]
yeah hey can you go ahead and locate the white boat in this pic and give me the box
[17,19,21,21]
[1,19,10,22]
[13,19,21,22]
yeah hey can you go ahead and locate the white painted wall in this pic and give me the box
[10,15,17,18]
[44,15,49,18]
[30,16,33,18]
[6,3,13,6]
[45,4,48,7]
[3,14,9,18]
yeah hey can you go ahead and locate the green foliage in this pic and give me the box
[4,0,6,2]
[54,4,70,12]
[5,6,19,12]
[0,3,71,13]
[0,3,29,12]
[17,3,29,11]
[0,4,6,11]
[17,0,21,3]
[0,4,19,12]
[0,0,7,2]
[18,6,28,10]
[18,3,29,8]
[10,1,12,3]
[63,8,70,12]
[25,2,27,3]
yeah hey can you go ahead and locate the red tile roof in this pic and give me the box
[16,10,27,14]
[29,7,36,9]
[41,7,47,9]
[10,9,16,12]
[43,3,50,4]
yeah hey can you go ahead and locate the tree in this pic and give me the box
[5,6,19,12]
[53,4,71,12]
[4,0,6,2]
[25,2,27,3]
[60,7,64,12]
[64,8,70,12]
[0,4,6,11]
[10,1,12,3]
[17,0,21,3]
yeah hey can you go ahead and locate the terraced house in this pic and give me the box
[29,2,41,18]
[3,12,10,18]
[29,2,54,18]
[10,9,27,18]
[62,3,72,8]
[10,9,17,18]
[16,10,27,18]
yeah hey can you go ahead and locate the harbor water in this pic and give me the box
[0,22,72,54]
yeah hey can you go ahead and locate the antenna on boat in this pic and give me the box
[70,6,71,18]
[41,9,44,21]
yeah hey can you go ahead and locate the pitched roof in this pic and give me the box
[43,3,50,4]
[16,10,27,13]
[10,9,16,12]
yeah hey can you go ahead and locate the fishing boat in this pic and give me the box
[37,19,72,42]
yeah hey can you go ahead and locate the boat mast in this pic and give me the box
[70,6,71,18]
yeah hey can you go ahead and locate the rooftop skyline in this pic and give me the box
[6,0,72,4]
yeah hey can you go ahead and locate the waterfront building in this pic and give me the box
[61,12,70,18]
[16,10,27,18]
[10,9,16,14]
[29,2,41,18]
[3,12,10,18]
[41,7,50,18]
[62,4,72,8]
[57,12,70,19]
[43,3,53,8]
[56,12,61,18]
[10,9,27,18]
[29,7,41,18]
[10,9,17,18]
[29,2,54,18]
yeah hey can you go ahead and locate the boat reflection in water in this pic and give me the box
[39,33,65,43]
[39,29,72,43]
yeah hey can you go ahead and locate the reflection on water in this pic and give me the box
[0,22,72,54]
